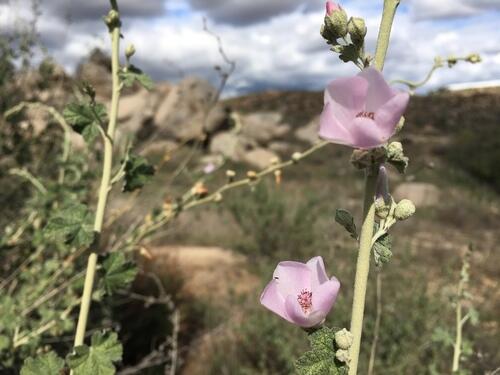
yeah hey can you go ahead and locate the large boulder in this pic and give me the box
[209,131,254,162]
[393,182,441,207]
[243,147,279,170]
[295,115,320,145]
[153,77,228,141]
[75,49,112,99]
[240,111,290,144]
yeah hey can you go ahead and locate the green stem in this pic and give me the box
[348,170,378,375]
[452,296,462,372]
[373,0,400,71]
[348,1,400,372]
[72,0,121,348]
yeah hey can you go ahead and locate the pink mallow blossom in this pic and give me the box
[260,256,340,328]
[319,67,409,149]
[326,1,340,15]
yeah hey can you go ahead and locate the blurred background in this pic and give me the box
[0,0,499,374]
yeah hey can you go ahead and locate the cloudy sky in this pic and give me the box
[1,0,500,96]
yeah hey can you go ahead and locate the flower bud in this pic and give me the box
[375,197,390,219]
[395,116,405,134]
[347,17,367,45]
[387,141,403,159]
[334,328,354,350]
[104,9,120,28]
[325,1,340,16]
[213,193,223,203]
[321,5,348,41]
[394,199,415,220]
[247,171,258,180]
[335,349,350,363]
[125,43,136,59]
[292,152,302,163]
[226,169,236,182]
[466,53,481,64]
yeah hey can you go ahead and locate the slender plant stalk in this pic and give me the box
[73,0,122,348]
[452,294,463,372]
[348,1,400,373]
[367,269,382,375]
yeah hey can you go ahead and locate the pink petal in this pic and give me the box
[273,261,311,297]
[285,295,326,328]
[325,76,368,124]
[306,256,329,288]
[349,116,386,149]
[374,91,410,135]
[311,277,341,316]
[358,67,396,112]
[319,102,354,146]
[260,280,291,322]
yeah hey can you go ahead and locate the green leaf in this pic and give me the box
[119,65,154,90]
[67,331,122,375]
[295,327,348,375]
[63,102,107,144]
[101,252,137,294]
[373,233,392,266]
[386,142,409,174]
[21,351,65,375]
[123,154,155,192]
[338,44,360,64]
[468,307,479,326]
[335,209,357,239]
[43,203,95,247]
[431,327,454,347]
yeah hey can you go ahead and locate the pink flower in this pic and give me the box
[326,1,341,15]
[260,256,340,328]
[319,67,409,149]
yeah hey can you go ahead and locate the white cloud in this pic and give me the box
[2,0,500,97]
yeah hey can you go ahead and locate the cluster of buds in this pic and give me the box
[321,2,368,66]
[334,328,353,363]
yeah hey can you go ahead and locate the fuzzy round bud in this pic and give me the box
[104,9,120,28]
[326,1,340,16]
[125,44,136,59]
[270,157,280,165]
[347,17,367,45]
[335,349,350,363]
[247,171,258,180]
[291,152,302,163]
[334,328,354,350]
[213,193,223,203]
[387,141,403,158]
[466,53,481,64]
[394,199,416,220]
[322,6,348,41]
[375,197,390,219]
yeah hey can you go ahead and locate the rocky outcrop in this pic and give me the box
[393,182,441,207]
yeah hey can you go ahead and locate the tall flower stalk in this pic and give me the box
[73,0,122,348]
[348,1,401,373]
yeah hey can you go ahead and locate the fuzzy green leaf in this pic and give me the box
[66,331,122,375]
[21,351,65,375]
[63,102,107,144]
[373,233,392,266]
[43,203,95,247]
[431,327,454,347]
[101,252,137,294]
[119,65,154,90]
[335,209,357,239]
[295,327,348,375]
[123,154,155,192]
[338,44,360,64]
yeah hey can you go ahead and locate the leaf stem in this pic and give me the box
[72,0,121,348]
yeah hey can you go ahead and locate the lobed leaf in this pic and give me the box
[101,252,137,294]
[119,65,154,90]
[20,351,65,375]
[63,102,107,144]
[122,153,155,192]
[335,209,358,239]
[66,331,122,375]
[43,203,95,248]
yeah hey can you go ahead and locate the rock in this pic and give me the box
[145,246,258,299]
[268,141,293,155]
[141,140,178,157]
[75,49,112,99]
[243,147,279,170]
[295,116,320,145]
[393,182,441,207]
[153,77,227,141]
[209,132,253,162]
[240,111,290,144]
